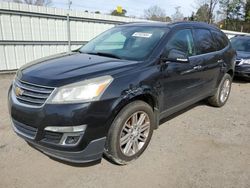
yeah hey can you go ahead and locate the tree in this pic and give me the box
[208,0,220,23]
[171,6,184,22]
[110,9,127,17]
[144,5,167,21]
[195,3,210,22]
[219,0,245,20]
[219,0,245,30]
[12,0,52,6]
[245,0,250,21]
[165,16,172,22]
[95,11,101,14]
[189,12,196,21]
[194,0,219,23]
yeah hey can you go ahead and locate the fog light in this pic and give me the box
[65,136,80,145]
[44,125,86,145]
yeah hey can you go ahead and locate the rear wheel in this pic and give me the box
[207,73,232,107]
[104,101,154,165]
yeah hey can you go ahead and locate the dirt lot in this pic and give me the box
[0,74,250,188]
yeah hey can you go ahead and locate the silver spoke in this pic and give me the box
[132,139,139,153]
[131,113,138,126]
[120,133,131,146]
[140,122,150,133]
[123,123,131,133]
[138,133,147,142]
[220,79,231,103]
[119,111,151,157]
[124,139,133,154]
[137,113,146,126]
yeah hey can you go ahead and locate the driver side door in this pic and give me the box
[160,28,206,116]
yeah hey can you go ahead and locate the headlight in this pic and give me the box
[48,75,113,104]
[242,59,250,64]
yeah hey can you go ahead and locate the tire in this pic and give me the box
[207,73,232,107]
[104,100,155,165]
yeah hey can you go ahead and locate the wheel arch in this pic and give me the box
[108,92,159,132]
[227,69,234,78]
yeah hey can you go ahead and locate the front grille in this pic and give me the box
[13,79,55,107]
[42,131,63,144]
[12,119,38,139]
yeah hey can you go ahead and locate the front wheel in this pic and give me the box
[207,73,232,107]
[104,101,154,165]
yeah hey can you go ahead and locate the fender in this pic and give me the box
[106,83,160,130]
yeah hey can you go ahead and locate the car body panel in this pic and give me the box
[231,36,250,79]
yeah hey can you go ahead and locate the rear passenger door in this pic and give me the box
[191,28,222,92]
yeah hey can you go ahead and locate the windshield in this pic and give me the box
[230,37,250,52]
[79,26,168,61]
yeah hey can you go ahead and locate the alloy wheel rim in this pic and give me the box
[220,79,230,103]
[119,111,150,157]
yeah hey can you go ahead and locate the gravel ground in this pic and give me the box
[0,74,250,188]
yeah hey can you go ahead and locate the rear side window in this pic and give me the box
[194,29,217,54]
[211,30,229,50]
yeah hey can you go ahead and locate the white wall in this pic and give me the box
[0,2,145,71]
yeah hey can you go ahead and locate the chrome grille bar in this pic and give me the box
[13,79,55,107]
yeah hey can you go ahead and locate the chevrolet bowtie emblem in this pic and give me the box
[15,87,24,96]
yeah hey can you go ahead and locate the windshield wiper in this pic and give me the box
[86,52,121,59]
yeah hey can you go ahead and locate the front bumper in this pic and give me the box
[29,137,106,163]
[235,65,250,78]
[8,85,118,163]
[16,128,106,163]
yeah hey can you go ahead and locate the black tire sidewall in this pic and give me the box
[107,101,154,164]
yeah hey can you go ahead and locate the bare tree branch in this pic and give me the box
[12,0,52,6]
[144,5,168,21]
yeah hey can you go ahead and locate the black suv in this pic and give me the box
[230,35,250,80]
[8,22,236,165]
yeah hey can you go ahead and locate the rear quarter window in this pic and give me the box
[211,30,229,50]
[194,29,217,55]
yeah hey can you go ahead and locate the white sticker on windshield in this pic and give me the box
[132,32,152,38]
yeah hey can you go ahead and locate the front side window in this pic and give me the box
[194,29,217,54]
[80,26,168,61]
[163,29,195,59]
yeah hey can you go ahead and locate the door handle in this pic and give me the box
[217,59,224,63]
[193,65,202,70]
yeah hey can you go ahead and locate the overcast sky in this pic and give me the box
[52,0,196,18]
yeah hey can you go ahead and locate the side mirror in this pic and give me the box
[161,49,189,63]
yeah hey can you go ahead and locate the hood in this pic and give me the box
[18,52,140,87]
[236,51,250,60]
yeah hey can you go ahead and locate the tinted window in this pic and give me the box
[230,37,250,52]
[194,29,216,54]
[163,29,195,58]
[211,30,229,50]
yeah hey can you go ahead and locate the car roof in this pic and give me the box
[119,21,219,30]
